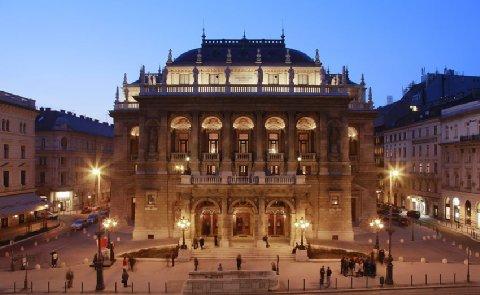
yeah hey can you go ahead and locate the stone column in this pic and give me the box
[190,112,200,173]
[256,197,266,247]
[222,112,232,172]
[220,198,229,247]
[158,111,168,172]
[254,111,264,171]
[138,116,146,160]
[341,117,349,163]
[318,113,328,175]
[290,212,297,246]
[287,111,297,173]
[190,211,196,240]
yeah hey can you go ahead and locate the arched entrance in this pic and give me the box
[266,201,290,237]
[194,200,220,237]
[230,199,257,237]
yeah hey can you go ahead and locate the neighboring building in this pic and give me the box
[375,69,480,217]
[440,97,480,226]
[35,108,114,212]
[0,91,44,232]
[110,33,377,245]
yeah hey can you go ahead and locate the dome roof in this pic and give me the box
[172,37,316,66]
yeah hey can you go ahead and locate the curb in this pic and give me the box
[0,221,65,251]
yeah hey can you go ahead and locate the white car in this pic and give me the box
[70,219,86,230]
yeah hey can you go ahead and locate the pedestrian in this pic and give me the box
[51,250,59,268]
[129,256,136,271]
[171,251,175,267]
[236,254,242,270]
[193,237,198,249]
[340,257,345,276]
[320,266,325,287]
[217,263,223,271]
[194,258,199,271]
[66,269,74,288]
[214,235,219,247]
[122,256,128,269]
[21,256,27,270]
[199,237,205,250]
[271,262,277,272]
[121,269,129,287]
[326,267,332,288]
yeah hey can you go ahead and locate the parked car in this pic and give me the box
[70,219,87,230]
[38,211,59,220]
[86,213,99,224]
[407,210,421,219]
[395,217,410,227]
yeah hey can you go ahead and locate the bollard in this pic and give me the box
[64,281,67,293]
[131,282,134,293]
[303,279,305,291]
[350,276,353,289]
[30,281,33,293]
[410,275,413,286]
[14,282,16,293]
[454,273,456,284]
[148,282,151,294]
[335,278,338,289]
[81,282,83,293]
[425,274,427,285]
[164,282,167,293]
[440,274,442,285]
[115,282,117,293]
[287,279,289,291]
[366,276,368,288]
[48,281,50,293]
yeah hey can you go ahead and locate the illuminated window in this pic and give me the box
[238,133,249,153]
[209,74,220,84]
[239,165,248,176]
[297,74,308,85]
[206,165,216,175]
[268,74,279,85]
[268,133,279,153]
[269,165,279,175]
[208,133,218,153]
[179,74,190,85]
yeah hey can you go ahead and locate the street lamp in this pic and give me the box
[177,216,191,249]
[296,156,302,175]
[369,218,384,250]
[294,217,310,249]
[386,168,400,285]
[102,218,118,263]
[91,167,104,291]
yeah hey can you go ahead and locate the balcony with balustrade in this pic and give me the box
[267,153,284,162]
[299,153,316,161]
[202,153,220,161]
[171,153,189,162]
[235,153,252,162]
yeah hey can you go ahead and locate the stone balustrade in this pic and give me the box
[299,153,316,161]
[202,153,220,161]
[265,175,295,184]
[171,152,189,161]
[227,176,259,184]
[266,153,284,161]
[234,153,252,162]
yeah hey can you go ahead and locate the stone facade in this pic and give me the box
[109,36,377,246]
[35,108,114,212]
[0,91,39,231]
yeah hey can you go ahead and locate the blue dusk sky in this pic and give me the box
[1,0,479,122]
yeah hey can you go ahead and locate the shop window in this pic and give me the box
[206,165,216,175]
[269,165,280,175]
[239,165,248,176]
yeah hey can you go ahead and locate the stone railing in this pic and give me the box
[228,176,259,184]
[299,153,316,161]
[191,175,222,184]
[267,153,284,161]
[139,84,349,96]
[171,152,188,161]
[234,153,252,162]
[265,175,295,184]
[113,102,139,110]
[202,153,220,161]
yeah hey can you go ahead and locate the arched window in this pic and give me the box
[129,126,139,159]
[465,200,472,225]
[170,117,191,154]
[348,127,359,157]
[296,117,316,154]
[60,137,68,150]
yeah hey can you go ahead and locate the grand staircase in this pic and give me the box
[192,241,295,260]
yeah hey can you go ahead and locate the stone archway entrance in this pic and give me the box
[194,200,220,237]
[230,199,257,238]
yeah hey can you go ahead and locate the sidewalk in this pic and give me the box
[0,219,60,244]
[417,217,480,242]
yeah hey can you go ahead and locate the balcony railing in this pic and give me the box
[114,102,139,110]
[267,153,284,161]
[460,134,480,142]
[202,153,220,161]
[228,176,259,184]
[138,84,349,96]
[171,153,188,161]
[265,175,295,184]
[191,175,222,184]
[299,153,316,161]
[235,153,252,162]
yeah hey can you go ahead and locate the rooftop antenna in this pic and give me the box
[201,19,206,42]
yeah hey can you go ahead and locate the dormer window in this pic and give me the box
[179,74,190,85]
[268,74,279,85]
[209,74,220,84]
[297,74,308,85]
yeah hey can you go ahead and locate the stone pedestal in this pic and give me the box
[220,238,230,248]
[177,248,192,262]
[295,249,309,262]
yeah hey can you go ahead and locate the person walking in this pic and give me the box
[129,256,136,271]
[122,256,128,269]
[193,237,198,249]
[320,266,325,288]
[326,267,332,288]
[171,251,175,267]
[51,250,59,268]
[236,254,242,270]
[199,237,205,250]
[121,269,129,287]
[194,258,199,271]
[66,269,74,288]
[217,263,223,271]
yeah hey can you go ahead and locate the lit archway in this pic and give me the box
[296,117,316,130]
[170,116,191,130]
[265,117,285,130]
[201,116,222,130]
[233,116,254,130]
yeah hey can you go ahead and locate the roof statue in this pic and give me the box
[115,86,119,103]
[315,49,320,65]
[360,73,365,86]
[255,48,262,64]
[196,48,202,64]
[226,48,232,64]
[285,48,291,64]
[167,49,173,64]
[123,73,128,85]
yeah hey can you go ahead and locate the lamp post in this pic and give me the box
[296,156,302,175]
[177,216,191,249]
[386,168,399,285]
[294,217,310,249]
[91,167,104,291]
[369,218,384,250]
[103,218,118,263]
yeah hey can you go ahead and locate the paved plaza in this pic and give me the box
[0,215,480,294]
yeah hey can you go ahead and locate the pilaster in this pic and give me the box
[287,111,297,173]
[190,112,200,172]
[222,112,232,172]
[254,111,264,171]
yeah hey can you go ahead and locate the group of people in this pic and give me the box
[319,266,333,288]
[192,237,205,249]
[120,256,137,287]
[340,256,377,277]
